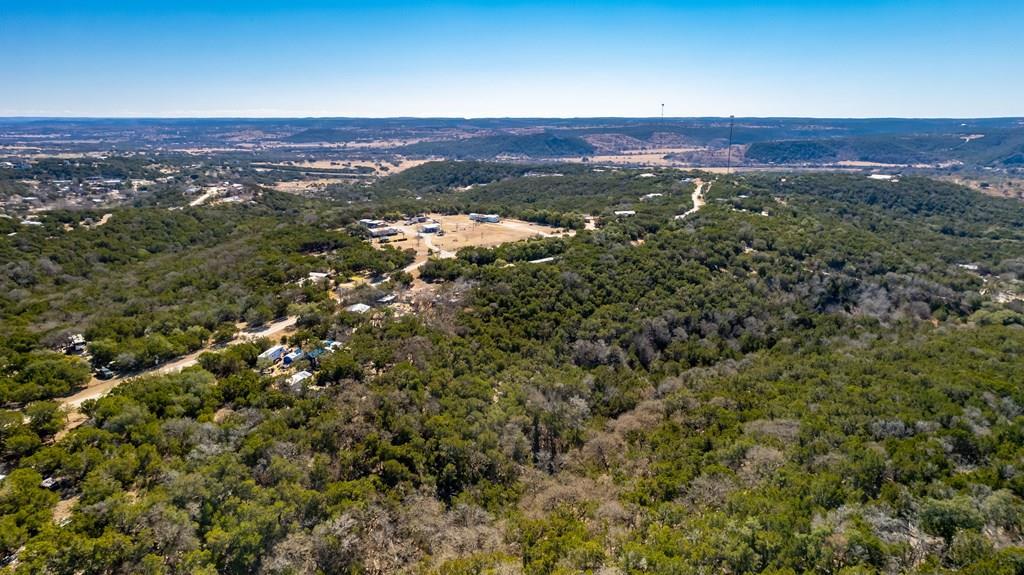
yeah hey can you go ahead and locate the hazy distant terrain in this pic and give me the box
[3,117,1023,169]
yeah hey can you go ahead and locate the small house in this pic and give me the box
[345,303,372,314]
[614,210,636,217]
[66,334,86,354]
[303,271,330,285]
[377,294,396,305]
[359,218,386,228]
[419,223,441,234]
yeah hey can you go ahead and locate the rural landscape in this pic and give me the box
[3,1,1024,574]
[2,116,1024,574]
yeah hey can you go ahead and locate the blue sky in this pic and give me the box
[1,0,1021,117]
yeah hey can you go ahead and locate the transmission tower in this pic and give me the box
[726,115,735,175]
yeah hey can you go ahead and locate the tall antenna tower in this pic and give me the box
[726,115,735,175]
[661,103,664,125]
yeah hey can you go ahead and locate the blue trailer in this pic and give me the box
[283,349,305,366]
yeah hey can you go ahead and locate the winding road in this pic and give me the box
[674,179,708,220]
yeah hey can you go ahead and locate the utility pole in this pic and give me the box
[726,115,735,175]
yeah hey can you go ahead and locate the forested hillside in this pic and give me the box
[341,162,700,230]
[1,165,1023,574]
[0,190,412,403]
[745,129,1024,167]
[396,134,595,160]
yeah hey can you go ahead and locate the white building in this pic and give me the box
[287,371,313,387]
[302,272,330,285]
[368,227,399,238]
[469,213,500,223]
[258,345,287,362]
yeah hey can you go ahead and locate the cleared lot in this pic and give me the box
[371,214,573,276]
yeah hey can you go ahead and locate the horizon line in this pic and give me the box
[1,115,1022,121]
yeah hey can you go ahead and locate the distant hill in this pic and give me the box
[745,140,840,164]
[395,133,595,159]
[283,128,363,143]
[2,117,1022,168]
[747,129,1024,167]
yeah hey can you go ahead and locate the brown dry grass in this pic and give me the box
[273,178,352,192]
[374,214,572,274]
[940,175,1024,200]
[563,148,702,167]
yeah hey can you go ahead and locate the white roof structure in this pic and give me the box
[258,344,286,359]
[287,371,313,386]
[345,303,371,314]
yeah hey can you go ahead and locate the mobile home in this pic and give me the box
[469,213,500,223]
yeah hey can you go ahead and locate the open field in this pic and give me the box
[940,174,1024,200]
[370,213,574,277]
[257,157,432,174]
[563,147,704,166]
[272,178,353,193]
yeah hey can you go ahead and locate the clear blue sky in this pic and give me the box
[1,0,1021,118]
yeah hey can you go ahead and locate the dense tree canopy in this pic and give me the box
[1,164,1023,573]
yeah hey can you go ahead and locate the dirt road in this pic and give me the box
[674,180,708,220]
[420,233,456,259]
[189,187,221,207]
[59,315,298,410]
[496,219,564,238]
